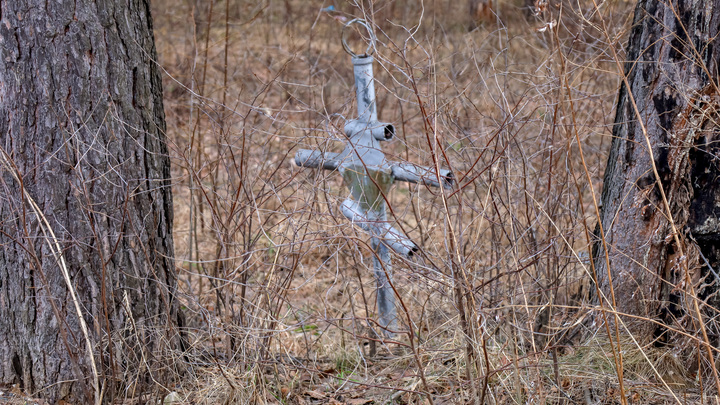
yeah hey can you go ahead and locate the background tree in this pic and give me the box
[594,0,720,348]
[469,0,493,29]
[0,0,181,403]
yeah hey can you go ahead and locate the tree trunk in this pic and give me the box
[594,0,720,343]
[0,0,181,403]
[469,0,493,30]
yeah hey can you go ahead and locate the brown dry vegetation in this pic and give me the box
[136,0,709,403]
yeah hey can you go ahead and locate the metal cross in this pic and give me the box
[295,20,453,337]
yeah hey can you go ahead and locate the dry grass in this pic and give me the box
[138,0,711,403]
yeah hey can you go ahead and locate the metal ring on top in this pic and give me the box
[341,19,376,57]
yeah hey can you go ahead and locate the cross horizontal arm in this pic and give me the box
[295,149,340,170]
[391,162,454,189]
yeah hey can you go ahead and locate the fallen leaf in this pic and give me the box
[305,390,326,399]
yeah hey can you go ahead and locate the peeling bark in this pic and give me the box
[0,0,181,403]
[594,0,720,342]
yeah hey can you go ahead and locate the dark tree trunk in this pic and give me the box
[0,0,181,403]
[594,0,720,342]
[469,0,493,30]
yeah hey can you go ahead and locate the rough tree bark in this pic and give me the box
[594,0,720,343]
[0,0,181,403]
